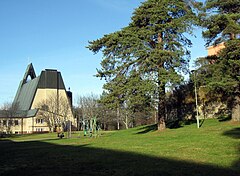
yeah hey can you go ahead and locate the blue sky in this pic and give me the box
[0,0,207,105]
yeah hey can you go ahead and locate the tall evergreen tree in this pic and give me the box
[99,75,126,130]
[202,0,240,46]
[198,0,240,121]
[88,0,198,130]
[99,71,155,129]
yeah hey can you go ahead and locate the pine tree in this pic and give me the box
[198,0,240,120]
[88,0,198,130]
[99,71,155,129]
[202,0,240,46]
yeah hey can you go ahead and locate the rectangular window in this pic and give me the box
[14,120,19,126]
[8,120,13,126]
[36,119,44,124]
[36,128,43,132]
[3,120,7,126]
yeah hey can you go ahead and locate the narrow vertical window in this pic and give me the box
[14,120,19,126]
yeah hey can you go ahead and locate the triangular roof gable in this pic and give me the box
[13,64,67,111]
[23,63,36,84]
[13,63,39,110]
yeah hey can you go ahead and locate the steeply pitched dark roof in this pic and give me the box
[14,77,40,110]
[23,63,36,82]
[38,69,65,89]
[13,63,66,111]
[0,109,38,118]
[13,63,38,110]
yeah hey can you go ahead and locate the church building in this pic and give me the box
[0,63,75,134]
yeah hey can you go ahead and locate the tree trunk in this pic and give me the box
[117,107,120,130]
[123,114,128,129]
[158,118,166,130]
[230,33,235,40]
[157,83,166,130]
[232,95,240,121]
[117,121,120,130]
[157,32,166,131]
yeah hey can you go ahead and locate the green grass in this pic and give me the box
[0,119,239,176]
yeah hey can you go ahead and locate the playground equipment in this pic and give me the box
[82,116,100,137]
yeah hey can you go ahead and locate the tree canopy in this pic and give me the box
[201,0,240,46]
[196,0,240,121]
[88,0,199,129]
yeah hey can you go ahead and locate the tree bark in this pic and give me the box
[230,33,235,40]
[157,83,166,130]
[232,95,240,121]
[157,32,166,131]
[117,107,120,130]
[123,114,128,129]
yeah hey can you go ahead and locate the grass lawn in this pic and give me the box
[0,119,239,176]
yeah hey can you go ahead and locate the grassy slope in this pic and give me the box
[0,119,239,176]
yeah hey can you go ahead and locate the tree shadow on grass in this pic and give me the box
[136,124,158,134]
[223,127,240,139]
[218,115,232,122]
[223,127,240,171]
[0,139,239,176]
[136,120,184,134]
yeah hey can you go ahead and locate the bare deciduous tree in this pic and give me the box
[76,93,99,121]
[0,101,19,133]
[37,94,72,132]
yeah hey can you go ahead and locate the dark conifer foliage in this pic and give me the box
[197,0,240,121]
[88,0,199,129]
[202,0,240,46]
